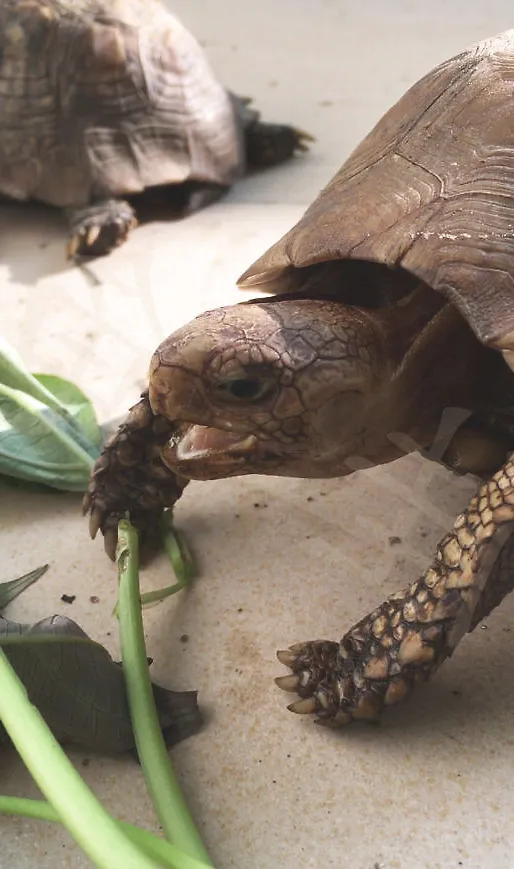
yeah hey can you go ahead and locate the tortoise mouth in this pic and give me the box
[161,425,285,480]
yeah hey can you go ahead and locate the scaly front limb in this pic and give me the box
[276,457,514,726]
[83,392,188,559]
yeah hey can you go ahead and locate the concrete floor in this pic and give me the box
[1,2,514,867]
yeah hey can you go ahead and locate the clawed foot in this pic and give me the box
[275,637,418,727]
[245,122,314,168]
[286,127,314,154]
[274,591,452,727]
[66,198,137,258]
[82,486,164,561]
[83,393,188,561]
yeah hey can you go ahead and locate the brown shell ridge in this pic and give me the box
[0,0,241,206]
[236,51,480,287]
[237,31,514,354]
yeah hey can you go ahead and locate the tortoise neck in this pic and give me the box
[386,303,483,452]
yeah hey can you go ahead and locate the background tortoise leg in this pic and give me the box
[83,391,188,560]
[276,457,514,726]
[230,92,313,168]
[66,198,137,258]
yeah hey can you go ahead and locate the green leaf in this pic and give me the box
[0,474,61,494]
[0,614,201,754]
[0,337,70,414]
[0,648,162,869]
[34,374,102,448]
[0,382,97,490]
[0,565,49,609]
[0,336,102,489]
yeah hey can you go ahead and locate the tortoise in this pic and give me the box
[0,0,310,258]
[85,29,514,728]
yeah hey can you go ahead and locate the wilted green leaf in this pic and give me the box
[0,564,200,754]
[0,614,201,753]
[0,565,49,608]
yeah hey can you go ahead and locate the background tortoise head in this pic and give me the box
[149,264,451,481]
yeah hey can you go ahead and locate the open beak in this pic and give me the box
[161,425,267,480]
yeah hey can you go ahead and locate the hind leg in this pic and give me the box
[66,198,137,258]
[244,121,313,168]
[231,93,313,169]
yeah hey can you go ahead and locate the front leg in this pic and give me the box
[83,391,188,560]
[66,198,137,258]
[276,458,514,726]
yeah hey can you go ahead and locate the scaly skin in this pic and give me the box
[84,288,514,725]
[66,199,137,258]
[244,121,313,168]
[276,458,514,725]
[83,392,188,559]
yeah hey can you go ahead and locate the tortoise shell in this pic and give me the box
[238,30,514,364]
[0,0,242,208]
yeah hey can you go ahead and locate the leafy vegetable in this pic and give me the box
[0,647,162,869]
[115,516,196,614]
[117,520,211,864]
[0,337,73,414]
[0,337,101,490]
[0,564,49,607]
[0,797,211,869]
[0,520,214,868]
[0,569,201,753]
[34,374,102,449]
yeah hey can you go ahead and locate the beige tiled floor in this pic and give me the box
[1,2,514,868]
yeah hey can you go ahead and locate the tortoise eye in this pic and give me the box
[215,378,274,403]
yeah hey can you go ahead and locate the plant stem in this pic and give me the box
[0,649,160,869]
[116,520,212,866]
[161,515,195,585]
[0,797,210,869]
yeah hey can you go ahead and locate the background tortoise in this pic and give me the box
[0,0,309,257]
[85,30,514,727]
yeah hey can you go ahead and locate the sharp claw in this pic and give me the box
[89,508,104,539]
[287,697,317,715]
[274,674,300,692]
[289,642,307,653]
[104,528,118,561]
[66,235,80,259]
[86,225,101,247]
[277,649,297,667]
[82,492,91,515]
[315,711,353,729]
[294,128,316,149]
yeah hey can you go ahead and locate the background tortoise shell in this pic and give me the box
[239,30,514,363]
[0,0,242,208]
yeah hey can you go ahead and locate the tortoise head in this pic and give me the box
[149,295,421,481]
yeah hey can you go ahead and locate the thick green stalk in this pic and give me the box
[0,797,210,869]
[116,520,212,866]
[0,649,160,869]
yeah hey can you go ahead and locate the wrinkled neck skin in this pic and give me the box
[151,280,480,483]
